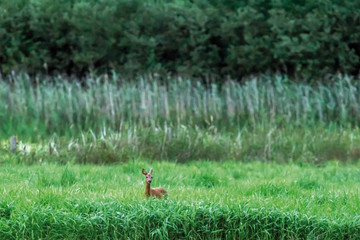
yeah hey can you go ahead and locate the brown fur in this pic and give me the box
[142,168,167,199]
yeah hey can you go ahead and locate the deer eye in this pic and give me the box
[146,176,148,178]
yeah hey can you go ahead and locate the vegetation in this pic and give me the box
[0,160,359,239]
[0,73,359,238]
[1,0,359,238]
[1,74,360,163]
[1,0,360,79]
[7,73,360,133]
[3,74,360,132]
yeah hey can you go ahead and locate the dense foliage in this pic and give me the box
[1,0,360,80]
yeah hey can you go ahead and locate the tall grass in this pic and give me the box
[2,73,360,163]
[2,124,360,164]
[2,200,359,239]
[0,161,360,239]
[1,73,360,138]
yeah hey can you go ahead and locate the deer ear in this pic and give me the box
[142,168,147,175]
[149,168,153,174]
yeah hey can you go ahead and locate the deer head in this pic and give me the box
[142,168,153,184]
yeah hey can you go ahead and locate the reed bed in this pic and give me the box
[2,73,360,163]
[2,123,360,164]
[1,73,360,139]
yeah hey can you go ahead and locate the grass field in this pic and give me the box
[1,74,360,238]
[0,160,360,239]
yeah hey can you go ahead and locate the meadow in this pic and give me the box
[1,74,360,239]
[0,160,360,239]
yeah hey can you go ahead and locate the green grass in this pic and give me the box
[0,160,359,239]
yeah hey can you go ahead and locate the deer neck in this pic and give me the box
[145,182,151,196]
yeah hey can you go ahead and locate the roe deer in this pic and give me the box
[142,168,167,199]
